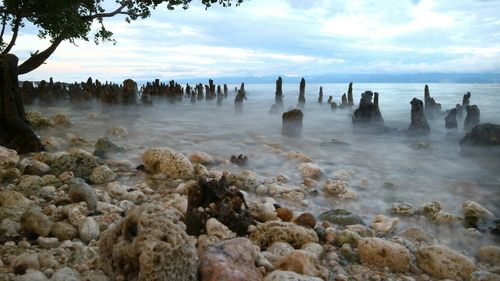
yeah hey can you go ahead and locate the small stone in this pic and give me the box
[294,212,316,229]
[417,244,476,280]
[0,146,19,169]
[78,217,100,242]
[333,229,361,247]
[274,250,327,279]
[319,209,364,227]
[20,208,53,237]
[14,270,49,281]
[464,200,495,229]
[358,237,411,272]
[399,227,428,243]
[286,151,312,163]
[277,207,293,222]
[34,237,58,250]
[0,218,20,237]
[390,202,415,216]
[58,171,74,182]
[267,242,295,257]
[249,202,277,222]
[418,201,443,216]
[301,242,324,259]
[13,253,40,274]
[431,212,462,224]
[117,200,135,212]
[250,221,319,249]
[18,240,30,248]
[142,147,194,179]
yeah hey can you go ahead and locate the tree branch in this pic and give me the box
[0,13,7,46]
[81,0,135,20]
[1,16,20,55]
[17,34,65,75]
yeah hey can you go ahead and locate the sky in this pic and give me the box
[11,0,500,82]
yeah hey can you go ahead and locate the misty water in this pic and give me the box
[27,82,500,252]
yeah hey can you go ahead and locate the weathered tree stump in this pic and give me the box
[352,91,384,133]
[318,86,323,103]
[445,108,458,129]
[464,105,480,133]
[347,82,354,106]
[0,54,44,153]
[282,109,303,137]
[408,98,430,135]
[297,78,305,108]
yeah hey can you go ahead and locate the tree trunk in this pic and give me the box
[0,54,45,153]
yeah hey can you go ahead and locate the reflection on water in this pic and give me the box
[28,83,500,250]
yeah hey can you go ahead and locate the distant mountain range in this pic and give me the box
[167,73,500,84]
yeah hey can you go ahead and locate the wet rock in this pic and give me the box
[445,108,458,129]
[463,200,495,229]
[90,165,116,184]
[200,238,264,281]
[15,175,44,197]
[20,207,53,237]
[50,221,78,241]
[51,267,80,281]
[358,237,411,272]
[185,177,254,236]
[464,105,481,133]
[472,271,500,281]
[189,151,214,165]
[417,244,476,280]
[99,203,198,281]
[431,212,462,225]
[390,202,415,216]
[78,217,100,242]
[294,213,316,229]
[51,150,101,180]
[26,111,54,128]
[67,178,97,211]
[287,151,312,163]
[323,179,358,199]
[408,98,430,135]
[250,221,319,249]
[51,113,72,127]
[231,154,248,166]
[370,215,398,234]
[264,270,323,281]
[18,158,50,176]
[0,218,20,238]
[274,250,327,279]
[477,245,500,266]
[418,201,443,217]
[267,242,295,257]
[352,91,384,133]
[282,109,303,137]
[298,163,323,179]
[0,191,32,221]
[319,209,364,227]
[93,137,124,158]
[142,147,194,179]
[460,123,500,153]
[106,126,128,137]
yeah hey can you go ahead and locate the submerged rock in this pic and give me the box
[460,123,500,154]
[358,237,411,272]
[98,204,198,281]
[200,238,264,281]
[93,137,124,158]
[445,108,458,129]
[464,105,481,133]
[282,109,303,137]
[477,245,500,266]
[185,177,254,236]
[142,147,194,179]
[408,98,430,135]
[318,209,364,227]
[416,244,476,280]
[352,91,384,133]
[463,200,495,229]
[51,150,101,180]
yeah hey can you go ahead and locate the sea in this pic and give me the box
[26,82,500,251]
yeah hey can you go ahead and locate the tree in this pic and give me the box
[0,0,243,153]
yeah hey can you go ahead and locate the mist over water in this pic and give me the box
[28,83,500,251]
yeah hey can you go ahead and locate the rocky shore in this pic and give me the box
[1,108,499,281]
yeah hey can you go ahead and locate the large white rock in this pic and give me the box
[358,237,411,272]
[78,217,100,242]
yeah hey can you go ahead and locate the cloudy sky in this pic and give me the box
[13,0,500,82]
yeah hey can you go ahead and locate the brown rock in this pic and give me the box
[417,244,476,280]
[200,238,264,281]
[358,237,411,272]
[277,208,293,222]
[294,213,316,229]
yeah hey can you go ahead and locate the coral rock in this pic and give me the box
[142,147,194,179]
[98,204,198,281]
[250,221,319,249]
